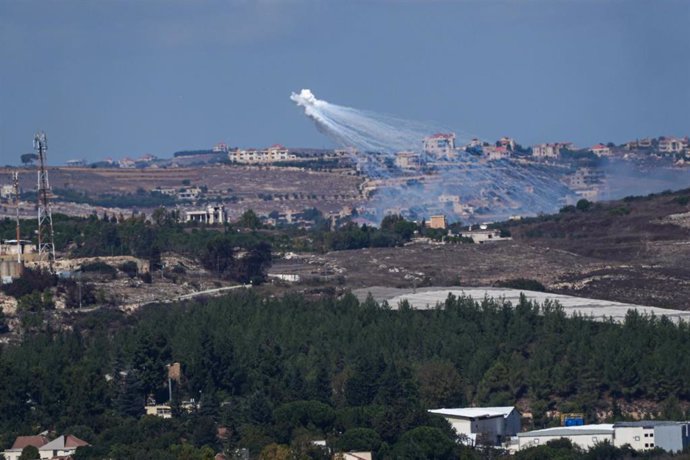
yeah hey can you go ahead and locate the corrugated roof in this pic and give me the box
[429,406,516,419]
[517,424,614,438]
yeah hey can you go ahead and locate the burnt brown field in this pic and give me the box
[272,189,690,310]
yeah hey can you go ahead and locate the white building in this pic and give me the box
[459,224,508,243]
[613,421,690,453]
[428,406,521,446]
[228,145,296,163]
[184,204,228,224]
[484,145,511,161]
[590,144,612,156]
[423,133,456,158]
[518,424,614,451]
[658,137,688,154]
[3,434,89,460]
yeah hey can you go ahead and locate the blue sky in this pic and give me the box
[1,0,688,163]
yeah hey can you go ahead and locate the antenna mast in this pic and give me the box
[34,131,56,270]
[12,172,21,264]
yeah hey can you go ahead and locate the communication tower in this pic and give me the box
[34,131,56,270]
[12,171,21,264]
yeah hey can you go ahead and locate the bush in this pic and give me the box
[496,278,547,292]
[118,261,139,278]
[672,195,689,206]
[81,261,117,277]
[1,267,57,298]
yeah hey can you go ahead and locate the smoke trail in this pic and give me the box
[290,89,577,222]
[291,89,448,153]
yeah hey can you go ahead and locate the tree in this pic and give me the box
[576,199,592,212]
[115,371,145,418]
[19,445,39,460]
[336,428,382,452]
[200,237,235,276]
[233,242,272,284]
[238,209,261,229]
[392,427,455,460]
[20,153,38,166]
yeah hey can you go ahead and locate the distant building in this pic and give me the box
[333,453,372,460]
[65,159,86,167]
[613,421,690,453]
[185,204,227,224]
[213,142,229,153]
[459,224,508,243]
[658,136,688,154]
[484,145,511,161]
[498,136,517,151]
[395,151,421,169]
[0,184,15,199]
[423,133,456,158]
[590,144,612,156]
[517,421,690,453]
[3,434,89,460]
[228,145,295,163]
[177,186,203,201]
[146,404,173,419]
[532,142,573,158]
[517,424,614,451]
[426,215,447,230]
[429,406,521,446]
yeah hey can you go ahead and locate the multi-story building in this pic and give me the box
[658,136,688,154]
[423,133,456,158]
[228,145,296,163]
[429,407,521,446]
[532,144,561,158]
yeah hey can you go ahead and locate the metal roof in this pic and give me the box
[429,406,516,419]
[517,424,614,438]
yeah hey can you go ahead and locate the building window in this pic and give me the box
[645,443,649,448]
[650,443,654,447]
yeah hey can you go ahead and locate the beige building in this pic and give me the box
[423,133,456,158]
[426,215,447,230]
[333,453,372,460]
[532,143,561,158]
[395,151,421,169]
[658,137,688,154]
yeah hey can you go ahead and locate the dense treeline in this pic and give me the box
[1,292,689,458]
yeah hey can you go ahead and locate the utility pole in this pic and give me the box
[12,171,21,264]
[35,131,56,271]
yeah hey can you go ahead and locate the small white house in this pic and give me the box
[428,406,521,446]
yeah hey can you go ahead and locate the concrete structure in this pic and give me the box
[426,215,447,230]
[0,184,14,199]
[395,151,421,169]
[184,205,227,224]
[423,133,456,158]
[498,136,517,151]
[146,403,173,418]
[484,145,511,161]
[459,225,508,243]
[658,137,688,154]
[532,143,561,158]
[614,421,690,453]
[177,186,202,201]
[228,145,296,163]
[517,424,614,451]
[352,286,690,324]
[429,406,521,446]
[590,144,612,156]
[532,142,574,158]
[333,453,372,460]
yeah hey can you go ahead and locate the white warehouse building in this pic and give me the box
[517,421,690,453]
[428,406,521,446]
